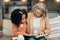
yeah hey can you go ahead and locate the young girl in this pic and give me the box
[11,9,28,37]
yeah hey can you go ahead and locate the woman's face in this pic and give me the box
[22,14,26,23]
[34,9,42,18]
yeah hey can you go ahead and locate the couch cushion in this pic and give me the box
[48,16,60,39]
[3,19,13,36]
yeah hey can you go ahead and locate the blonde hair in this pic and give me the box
[32,3,48,17]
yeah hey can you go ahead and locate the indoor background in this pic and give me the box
[0,0,60,40]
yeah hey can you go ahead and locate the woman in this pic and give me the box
[27,3,51,40]
[11,9,28,37]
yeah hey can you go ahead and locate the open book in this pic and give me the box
[36,33,49,38]
[12,33,49,40]
[24,33,49,38]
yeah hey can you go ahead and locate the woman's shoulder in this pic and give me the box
[28,12,33,16]
[28,12,34,19]
[41,17,46,23]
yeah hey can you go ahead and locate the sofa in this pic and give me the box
[0,16,60,40]
[0,19,12,40]
[48,16,60,40]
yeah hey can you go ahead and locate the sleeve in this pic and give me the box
[26,25,30,34]
[44,15,51,34]
[12,24,20,36]
[27,12,33,34]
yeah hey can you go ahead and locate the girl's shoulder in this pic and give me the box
[12,24,18,30]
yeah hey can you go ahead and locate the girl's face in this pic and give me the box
[34,9,42,18]
[22,14,26,23]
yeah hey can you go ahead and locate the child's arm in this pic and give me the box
[26,25,34,36]
[26,25,30,34]
[12,24,21,37]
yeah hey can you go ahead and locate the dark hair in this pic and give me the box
[11,9,27,27]
[22,9,27,19]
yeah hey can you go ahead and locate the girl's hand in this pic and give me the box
[28,33,34,36]
[20,32,26,35]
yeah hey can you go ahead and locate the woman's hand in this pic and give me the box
[45,30,50,34]
[39,32,44,35]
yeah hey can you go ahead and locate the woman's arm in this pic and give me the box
[45,15,51,34]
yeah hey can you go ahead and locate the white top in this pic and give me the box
[33,17,41,35]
